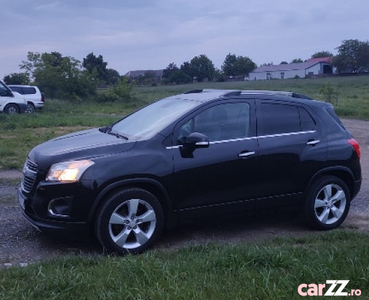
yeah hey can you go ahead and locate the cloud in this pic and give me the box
[1,0,369,79]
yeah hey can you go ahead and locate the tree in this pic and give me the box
[188,54,215,82]
[222,54,256,77]
[136,71,157,85]
[311,51,333,58]
[20,52,42,80]
[163,62,179,79]
[356,43,369,72]
[105,69,121,85]
[280,61,288,65]
[83,53,109,84]
[291,58,303,63]
[333,39,369,73]
[162,63,191,84]
[20,51,96,99]
[3,73,30,85]
[222,54,237,76]
[180,61,195,79]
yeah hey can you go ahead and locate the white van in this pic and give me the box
[0,80,28,114]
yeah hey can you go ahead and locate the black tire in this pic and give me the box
[4,104,19,114]
[26,103,35,113]
[304,176,350,230]
[95,188,164,255]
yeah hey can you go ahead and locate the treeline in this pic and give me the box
[3,39,368,101]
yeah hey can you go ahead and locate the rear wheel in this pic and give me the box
[304,176,350,230]
[95,188,164,254]
[4,104,19,114]
[26,103,35,113]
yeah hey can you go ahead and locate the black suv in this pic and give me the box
[19,89,361,254]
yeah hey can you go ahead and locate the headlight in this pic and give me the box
[46,160,94,182]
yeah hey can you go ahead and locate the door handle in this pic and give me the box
[238,151,255,158]
[306,140,320,146]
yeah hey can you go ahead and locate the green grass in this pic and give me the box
[1,229,368,299]
[0,77,368,170]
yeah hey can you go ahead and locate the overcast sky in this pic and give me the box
[1,0,368,79]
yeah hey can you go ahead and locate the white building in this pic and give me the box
[249,58,333,80]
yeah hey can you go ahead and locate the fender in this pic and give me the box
[305,166,356,196]
[87,177,176,225]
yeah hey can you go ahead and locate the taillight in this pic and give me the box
[348,139,361,159]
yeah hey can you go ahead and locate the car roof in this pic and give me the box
[178,89,315,103]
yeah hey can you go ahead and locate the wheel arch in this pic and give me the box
[306,166,356,201]
[27,101,36,108]
[88,178,177,231]
[4,103,20,113]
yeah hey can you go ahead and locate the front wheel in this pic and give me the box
[4,104,19,114]
[95,188,164,255]
[304,176,350,230]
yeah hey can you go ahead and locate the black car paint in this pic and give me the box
[19,91,362,239]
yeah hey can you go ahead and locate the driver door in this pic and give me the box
[171,100,259,215]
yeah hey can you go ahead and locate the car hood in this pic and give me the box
[29,128,136,170]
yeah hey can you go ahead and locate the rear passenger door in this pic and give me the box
[256,101,327,204]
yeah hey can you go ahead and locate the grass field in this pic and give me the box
[1,230,368,299]
[1,76,368,170]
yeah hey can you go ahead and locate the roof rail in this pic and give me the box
[184,89,203,94]
[241,90,312,100]
[185,89,241,97]
[184,89,311,100]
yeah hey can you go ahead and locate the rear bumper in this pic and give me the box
[32,101,44,109]
[352,178,362,200]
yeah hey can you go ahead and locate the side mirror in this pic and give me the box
[180,132,209,158]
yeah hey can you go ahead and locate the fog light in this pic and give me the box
[48,197,72,218]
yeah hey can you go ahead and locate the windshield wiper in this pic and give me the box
[107,130,129,140]
[99,126,128,140]
[98,126,111,133]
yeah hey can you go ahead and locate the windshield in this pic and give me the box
[111,97,199,139]
[0,81,10,96]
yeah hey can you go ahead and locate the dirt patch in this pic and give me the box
[0,119,368,268]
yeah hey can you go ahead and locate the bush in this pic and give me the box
[319,82,338,105]
[95,78,134,103]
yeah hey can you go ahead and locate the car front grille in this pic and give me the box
[21,159,38,193]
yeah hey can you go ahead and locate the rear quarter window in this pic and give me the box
[258,103,300,135]
[326,106,346,129]
[22,87,37,94]
[258,103,316,136]
[299,107,316,131]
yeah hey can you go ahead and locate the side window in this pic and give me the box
[23,87,36,95]
[258,103,300,135]
[177,102,250,143]
[9,87,23,94]
[299,107,316,131]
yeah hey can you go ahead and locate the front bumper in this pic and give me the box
[18,185,93,238]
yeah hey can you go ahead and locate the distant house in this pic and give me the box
[249,57,333,80]
[124,70,164,81]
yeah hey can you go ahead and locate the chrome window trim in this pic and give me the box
[166,130,316,150]
[257,130,316,140]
